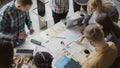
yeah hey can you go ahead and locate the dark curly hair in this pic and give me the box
[33,52,53,68]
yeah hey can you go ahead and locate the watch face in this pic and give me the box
[75,0,88,5]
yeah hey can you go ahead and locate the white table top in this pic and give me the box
[14,15,94,68]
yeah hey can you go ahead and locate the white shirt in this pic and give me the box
[88,12,97,24]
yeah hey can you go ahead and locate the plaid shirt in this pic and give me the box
[51,0,69,13]
[0,1,32,35]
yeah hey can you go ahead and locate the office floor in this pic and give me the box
[28,0,120,35]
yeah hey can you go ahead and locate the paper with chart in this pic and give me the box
[66,42,92,62]
[43,38,72,57]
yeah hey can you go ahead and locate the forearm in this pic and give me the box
[26,21,33,29]
[25,12,33,29]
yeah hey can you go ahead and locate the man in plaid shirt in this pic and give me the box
[51,0,69,24]
[0,0,34,47]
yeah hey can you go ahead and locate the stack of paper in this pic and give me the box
[51,22,66,34]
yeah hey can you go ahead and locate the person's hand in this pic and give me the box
[80,24,86,34]
[60,51,67,56]
[19,33,27,39]
[13,56,21,64]
[29,28,34,34]
[77,36,85,44]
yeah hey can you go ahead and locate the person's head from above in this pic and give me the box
[0,35,14,68]
[83,24,105,47]
[103,2,119,23]
[33,52,53,68]
[87,0,103,13]
[96,13,112,33]
[96,13,120,38]
[15,0,33,12]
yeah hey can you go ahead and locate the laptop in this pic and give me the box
[61,15,83,28]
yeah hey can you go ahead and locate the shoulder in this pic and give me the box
[102,0,113,5]
[108,42,115,47]
[107,42,117,51]
[108,42,115,46]
[103,1,117,13]
[0,1,15,15]
[30,64,37,68]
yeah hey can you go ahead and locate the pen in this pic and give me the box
[56,37,66,39]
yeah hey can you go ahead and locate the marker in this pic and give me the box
[31,39,45,47]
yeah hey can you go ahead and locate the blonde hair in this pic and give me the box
[88,0,103,13]
[88,0,114,13]
[88,0,119,22]
[103,2,113,10]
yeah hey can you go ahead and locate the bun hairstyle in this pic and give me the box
[33,52,53,68]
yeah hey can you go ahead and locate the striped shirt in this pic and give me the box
[51,0,69,13]
[0,1,32,35]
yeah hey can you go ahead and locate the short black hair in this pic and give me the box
[0,37,13,68]
[16,0,33,6]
